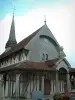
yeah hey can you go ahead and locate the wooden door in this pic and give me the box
[44,79,50,95]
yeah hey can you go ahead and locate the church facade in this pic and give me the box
[0,14,74,100]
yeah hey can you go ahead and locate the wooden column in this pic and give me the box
[49,72,51,95]
[30,73,31,94]
[36,73,37,91]
[56,71,59,93]
[15,73,20,99]
[67,72,71,92]
[8,74,11,98]
[41,75,44,94]
[50,72,52,94]
[37,72,39,91]
[39,72,41,91]
[33,72,34,91]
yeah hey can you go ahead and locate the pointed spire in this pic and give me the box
[5,8,17,49]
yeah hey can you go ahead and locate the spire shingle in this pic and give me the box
[5,14,17,49]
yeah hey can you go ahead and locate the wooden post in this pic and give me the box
[56,71,59,93]
[51,72,53,94]
[12,75,13,97]
[39,72,41,91]
[37,72,39,91]
[41,75,44,94]
[33,72,34,91]
[67,72,71,92]
[36,72,37,91]
[30,73,31,94]
[49,72,51,95]
[8,74,11,98]
[15,73,20,100]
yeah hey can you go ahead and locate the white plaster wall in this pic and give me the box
[0,52,27,68]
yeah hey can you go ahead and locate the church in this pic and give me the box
[0,13,75,100]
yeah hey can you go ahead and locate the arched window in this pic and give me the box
[42,53,45,61]
[46,54,48,60]
[41,53,48,61]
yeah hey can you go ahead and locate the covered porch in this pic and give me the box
[0,59,71,100]
[69,68,75,90]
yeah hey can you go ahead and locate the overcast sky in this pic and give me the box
[0,0,75,67]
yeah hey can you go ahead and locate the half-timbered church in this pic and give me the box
[0,13,74,100]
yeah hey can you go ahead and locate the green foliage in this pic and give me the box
[53,93,66,100]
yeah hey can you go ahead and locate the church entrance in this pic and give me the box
[59,68,67,93]
[44,79,51,95]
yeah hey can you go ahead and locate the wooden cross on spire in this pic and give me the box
[13,6,16,16]
[44,15,46,25]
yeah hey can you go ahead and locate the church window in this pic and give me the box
[41,53,48,61]
[46,54,48,60]
[42,53,45,61]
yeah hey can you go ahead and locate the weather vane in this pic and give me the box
[44,15,46,25]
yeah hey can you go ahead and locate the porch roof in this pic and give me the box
[45,57,61,66]
[69,68,75,74]
[0,60,58,72]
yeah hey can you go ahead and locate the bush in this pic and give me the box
[53,93,62,100]
[53,93,69,100]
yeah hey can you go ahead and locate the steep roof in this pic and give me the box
[69,68,75,73]
[45,57,61,66]
[0,25,43,59]
[0,24,60,60]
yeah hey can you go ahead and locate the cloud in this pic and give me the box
[0,2,75,66]
[0,14,12,53]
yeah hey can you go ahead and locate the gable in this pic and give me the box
[56,59,70,72]
[25,25,61,61]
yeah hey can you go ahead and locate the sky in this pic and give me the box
[0,0,75,67]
